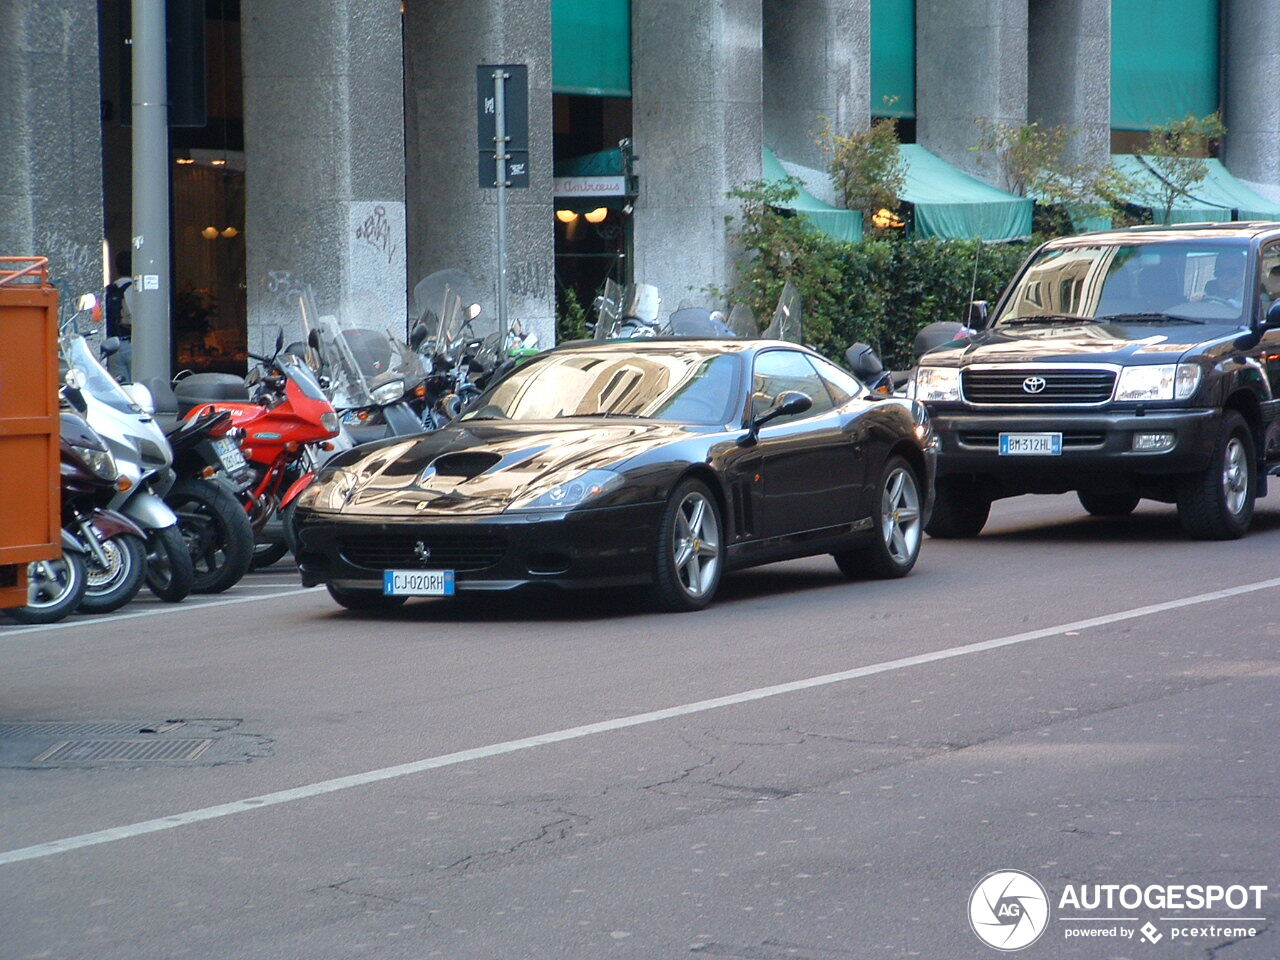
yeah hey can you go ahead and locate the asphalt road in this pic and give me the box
[2,492,1279,960]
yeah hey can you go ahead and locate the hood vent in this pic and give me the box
[428,451,504,479]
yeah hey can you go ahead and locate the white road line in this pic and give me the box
[2,575,1277,867]
[0,588,318,639]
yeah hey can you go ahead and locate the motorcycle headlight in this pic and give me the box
[507,469,624,511]
[320,411,339,436]
[69,443,119,481]
[911,366,962,402]
[1115,364,1201,402]
[370,379,406,405]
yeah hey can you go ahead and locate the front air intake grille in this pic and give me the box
[339,532,506,572]
[962,369,1116,404]
[958,431,1107,449]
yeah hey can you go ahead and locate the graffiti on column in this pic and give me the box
[510,260,551,302]
[354,205,398,265]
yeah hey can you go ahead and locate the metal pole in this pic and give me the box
[492,68,509,350]
[130,0,171,382]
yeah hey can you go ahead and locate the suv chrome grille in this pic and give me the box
[339,532,506,572]
[962,368,1115,404]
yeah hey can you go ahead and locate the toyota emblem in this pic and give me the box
[1022,376,1048,394]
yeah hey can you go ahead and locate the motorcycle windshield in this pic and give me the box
[277,354,331,402]
[727,303,758,338]
[593,278,624,340]
[763,280,803,343]
[61,334,137,414]
[302,292,425,409]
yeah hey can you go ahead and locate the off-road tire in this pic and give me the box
[925,478,991,539]
[1077,490,1140,517]
[1176,411,1256,540]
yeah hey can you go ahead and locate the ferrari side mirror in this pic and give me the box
[740,390,813,446]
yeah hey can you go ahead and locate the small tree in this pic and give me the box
[973,118,1134,229]
[1142,112,1227,224]
[814,115,907,232]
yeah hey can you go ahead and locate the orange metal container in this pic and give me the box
[0,257,61,609]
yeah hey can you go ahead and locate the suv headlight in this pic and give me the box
[507,469,624,511]
[911,366,962,402]
[1115,363,1201,401]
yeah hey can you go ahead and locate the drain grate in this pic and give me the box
[0,720,183,739]
[32,738,214,763]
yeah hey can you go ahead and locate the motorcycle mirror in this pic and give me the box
[76,293,98,312]
[100,336,122,358]
[274,327,285,354]
[844,343,884,379]
[466,303,482,321]
[307,328,320,350]
[409,322,429,350]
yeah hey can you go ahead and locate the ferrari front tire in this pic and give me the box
[653,478,724,612]
[326,584,408,612]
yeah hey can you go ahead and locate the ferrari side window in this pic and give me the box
[750,350,835,423]
[807,355,862,405]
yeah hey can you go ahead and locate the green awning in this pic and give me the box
[552,0,631,97]
[871,0,915,117]
[554,149,624,177]
[1112,0,1219,130]
[1112,155,1280,223]
[763,147,863,243]
[899,144,1033,240]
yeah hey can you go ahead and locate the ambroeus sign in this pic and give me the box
[554,176,626,197]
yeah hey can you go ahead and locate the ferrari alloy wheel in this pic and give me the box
[834,457,923,580]
[654,478,723,611]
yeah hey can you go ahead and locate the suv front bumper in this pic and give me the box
[930,407,1222,482]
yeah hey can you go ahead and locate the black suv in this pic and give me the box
[912,222,1280,539]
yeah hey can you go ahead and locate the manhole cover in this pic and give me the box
[0,720,183,739]
[32,738,214,763]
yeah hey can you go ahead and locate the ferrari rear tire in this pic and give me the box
[326,584,408,612]
[653,478,724,612]
[833,457,922,580]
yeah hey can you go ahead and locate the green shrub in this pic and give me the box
[726,180,1034,368]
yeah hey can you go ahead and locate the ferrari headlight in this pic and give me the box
[508,469,624,511]
[370,380,405,405]
[1115,364,1201,402]
[911,366,962,402]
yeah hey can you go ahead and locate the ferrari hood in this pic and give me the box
[321,419,687,515]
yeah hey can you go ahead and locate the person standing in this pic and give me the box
[103,251,134,379]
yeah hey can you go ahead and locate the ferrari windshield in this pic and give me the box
[462,349,739,425]
[997,241,1253,326]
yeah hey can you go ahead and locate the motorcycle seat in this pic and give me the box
[173,373,251,414]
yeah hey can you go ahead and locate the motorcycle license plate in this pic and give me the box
[212,437,248,472]
[999,432,1063,455]
[383,569,456,596]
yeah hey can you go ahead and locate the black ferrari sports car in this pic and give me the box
[292,339,936,612]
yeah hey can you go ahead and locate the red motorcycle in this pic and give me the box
[172,334,339,568]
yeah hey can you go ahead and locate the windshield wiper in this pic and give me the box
[1095,312,1206,324]
[1000,314,1100,326]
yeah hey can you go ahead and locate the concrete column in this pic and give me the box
[763,0,870,170]
[917,0,1027,180]
[1223,0,1280,189]
[1027,0,1109,169]
[403,1,555,348]
[632,0,763,305]
[0,0,105,301]
[242,0,406,354]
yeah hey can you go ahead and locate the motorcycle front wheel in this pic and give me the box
[3,552,89,625]
[79,533,147,614]
[169,478,254,594]
[145,524,196,603]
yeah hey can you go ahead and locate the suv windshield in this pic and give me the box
[462,350,738,425]
[996,241,1252,326]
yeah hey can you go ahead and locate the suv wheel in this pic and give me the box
[1077,491,1140,517]
[925,478,991,539]
[1176,411,1256,540]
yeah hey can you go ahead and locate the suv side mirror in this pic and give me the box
[1266,300,1280,330]
[967,300,990,330]
[740,390,812,446]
